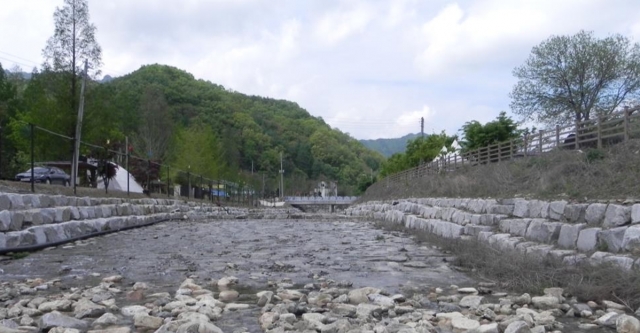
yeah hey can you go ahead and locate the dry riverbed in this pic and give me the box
[0,218,636,332]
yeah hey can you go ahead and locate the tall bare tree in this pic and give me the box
[42,0,102,131]
[510,30,640,126]
[132,87,174,161]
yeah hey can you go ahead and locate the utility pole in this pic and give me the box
[125,136,129,196]
[279,152,284,199]
[71,59,88,194]
[421,117,424,139]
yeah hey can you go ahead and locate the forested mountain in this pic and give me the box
[1,63,384,195]
[360,133,421,157]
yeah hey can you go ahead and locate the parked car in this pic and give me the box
[15,167,71,186]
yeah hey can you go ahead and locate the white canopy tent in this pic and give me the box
[96,163,144,193]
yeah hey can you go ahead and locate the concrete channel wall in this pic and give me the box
[346,198,640,270]
[0,192,269,251]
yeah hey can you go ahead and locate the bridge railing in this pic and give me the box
[284,196,358,203]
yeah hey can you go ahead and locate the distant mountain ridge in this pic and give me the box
[360,133,421,157]
[2,70,114,83]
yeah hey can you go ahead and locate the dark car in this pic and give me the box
[15,167,71,186]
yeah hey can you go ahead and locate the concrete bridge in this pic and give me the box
[284,196,359,212]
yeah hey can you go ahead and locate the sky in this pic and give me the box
[1,1,640,140]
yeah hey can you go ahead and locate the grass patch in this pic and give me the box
[7,252,30,260]
[375,220,640,310]
[363,139,640,202]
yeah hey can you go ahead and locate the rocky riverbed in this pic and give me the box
[0,218,639,332]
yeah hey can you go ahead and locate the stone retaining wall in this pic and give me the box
[346,198,640,270]
[0,192,273,251]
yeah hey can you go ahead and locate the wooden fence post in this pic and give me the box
[524,133,528,156]
[498,142,502,162]
[624,106,630,142]
[510,140,514,159]
[597,114,603,149]
[555,125,560,148]
[574,118,580,150]
[538,130,543,154]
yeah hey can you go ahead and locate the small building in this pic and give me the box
[312,181,337,197]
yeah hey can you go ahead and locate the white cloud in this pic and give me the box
[397,105,434,128]
[413,0,640,79]
[313,1,376,45]
[2,0,640,141]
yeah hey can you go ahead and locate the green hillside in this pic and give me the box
[1,63,385,195]
[360,133,421,157]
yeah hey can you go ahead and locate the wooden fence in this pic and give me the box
[373,106,640,189]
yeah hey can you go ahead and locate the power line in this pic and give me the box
[0,49,129,77]
[0,50,40,65]
[0,56,35,69]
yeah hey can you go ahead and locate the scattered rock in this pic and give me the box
[39,311,89,331]
[218,290,239,302]
[217,276,238,287]
[459,295,484,309]
[452,317,480,331]
[603,300,627,311]
[133,314,164,330]
[348,287,381,305]
[504,321,531,333]
[102,275,123,283]
[458,287,479,294]
[121,305,150,317]
[616,315,640,333]
[73,299,106,319]
[88,327,131,333]
[595,312,620,328]
[531,296,560,309]
[92,313,119,327]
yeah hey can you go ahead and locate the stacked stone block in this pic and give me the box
[0,193,201,251]
[347,197,640,270]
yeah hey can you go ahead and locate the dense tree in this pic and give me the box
[42,0,102,138]
[0,63,23,178]
[510,30,640,126]
[2,63,384,194]
[131,86,173,161]
[379,132,455,177]
[460,112,523,151]
[169,122,224,182]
